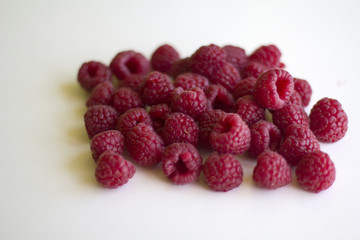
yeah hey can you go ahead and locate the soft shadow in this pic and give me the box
[68,150,97,186]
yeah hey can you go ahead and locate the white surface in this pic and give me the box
[1,0,360,239]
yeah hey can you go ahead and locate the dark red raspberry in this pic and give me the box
[126,123,164,167]
[77,61,112,91]
[248,45,282,68]
[205,84,234,112]
[232,77,257,99]
[209,62,241,92]
[272,104,309,132]
[241,61,269,79]
[90,130,125,162]
[235,95,265,127]
[170,57,190,77]
[253,69,294,110]
[174,72,210,90]
[148,103,170,135]
[288,90,302,106]
[120,74,146,93]
[111,87,143,115]
[278,124,320,165]
[170,87,207,119]
[210,113,251,155]
[296,151,336,193]
[162,112,199,146]
[141,71,174,105]
[223,45,247,72]
[309,98,348,143]
[198,110,226,148]
[116,108,152,137]
[248,120,282,157]
[95,151,136,188]
[110,50,150,80]
[294,78,312,107]
[203,153,243,192]
[151,44,180,75]
[253,151,292,189]
[162,143,202,185]
[84,105,119,139]
[86,81,114,107]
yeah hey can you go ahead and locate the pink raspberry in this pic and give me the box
[77,61,112,91]
[116,108,152,137]
[95,151,136,188]
[170,87,207,119]
[120,74,146,93]
[248,45,282,68]
[309,97,348,143]
[241,61,269,79]
[288,90,302,106]
[209,62,241,92]
[170,57,190,77]
[203,153,243,192]
[223,45,247,72]
[205,84,235,112]
[294,78,312,107]
[210,113,251,155]
[84,105,119,139]
[162,143,202,185]
[234,95,265,127]
[151,44,180,75]
[198,110,226,148]
[141,71,174,105]
[272,104,309,132]
[111,87,143,115]
[232,77,257,100]
[174,72,210,90]
[148,103,170,135]
[86,81,115,107]
[296,151,336,193]
[253,151,292,189]
[90,130,125,162]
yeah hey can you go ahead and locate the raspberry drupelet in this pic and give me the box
[248,45,282,68]
[209,62,241,92]
[78,61,112,91]
[205,84,235,112]
[148,103,170,135]
[232,77,257,100]
[141,71,174,105]
[294,78,312,107]
[120,74,146,93]
[198,109,226,148]
[174,72,210,90]
[288,90,303,106]
[151,44,180,75]
[235,95,265,127]
[90,130,125,162]
[223,45,247,72]
[241,61,269,79]
[84,105,119,139]
[272,104,309,132]
[111,87,143,115]
[86,81,115,107]
[170,87,207,119]
[116,108,152,138]
[170,57,190,78]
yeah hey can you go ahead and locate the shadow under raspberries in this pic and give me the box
[67,150,98,187]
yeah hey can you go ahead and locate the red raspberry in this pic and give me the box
[162,143,202,185]
[203,153,243,192]
[84,105,119,139]
[95,151,136,188]
[120,74,146,93]
[210,113,251,155]
[111,87,143,115]
[253,151,292,189]
[90,130,125,162]
[296,151,336,193]
[294,78,312,107]
[110,50,150,80]
[126,123,164,167]
[141,71,174,105]
[232,77,257,99]
[116,108,152,137]
[205,84,234,112]
[148,103,170,135]
[86,81,115,107]
[272,104,309,132]
[223,45,247,72]
[162,112,199,146]
[170,87,207,119]
[170,57,190,77]
[248,120,282,157]
[235,95,265,127]
[241,61,269,79]
[309,98,348,143]
[278,124,320,165]
[209,62,241,92]
[77,61,112,91]
[174,72,210,90]
[253,69,294,110]
[150,44,180,75]
[288,90,302,106]
[198,110,226,148]
[248,45,282,68]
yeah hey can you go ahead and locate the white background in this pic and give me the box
[1,0,360,239]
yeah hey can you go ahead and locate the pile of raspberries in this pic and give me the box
[78,44,348,193]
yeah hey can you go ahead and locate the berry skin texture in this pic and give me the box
[272,104,309,132]
[288,90,303,106]
[116,108,152,138]
[111,87,143,115]
[209,62,241,92]
[223,45,247,72]
[120,74,146,93]
[86,81,115,107]
[253,151,292,189]
[205,84,235,112]
[78,61,112,91]
[95,151,136,189]
[294,78,312,107]
[309,98,348,143]
[210,113,251,155]
[90,130,125,162]
[84,105,119,139]
[170,57,190,77]
[141,71,174,105]
[162,143,202,185]
[170,87,207,119]
[248,45,282,68]
[235,95,265,127]
[203,153,243,192]
[148,104,170,135]
[151,44,180,75]
[174,72,210,90]
[232,77,257,100]
[253,69,294,110]
[241,61,269,79]
[198,110,226,148]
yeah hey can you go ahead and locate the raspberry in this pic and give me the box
[223,45,247,72]
[248,120,282,157]
[126,123,164,167]
[198,110,226,148]
[170,87,207,119]
[162,112,199,146]
[95,151,136,188]
[296,151,336,193]
[116,108,152,137]
[253,69,294,110]
[141,71,174,105]
[150,44,180,75]
[170,57,190,77]
[86,81,115,107]
[272,104,309,132]
[210,113,251,155]
[110,50,150,80]
[162,143,202,185]
[84,105,119,139]
[253,151,292,189]
[288,90,302,106]
[232,77,257,99]
[248,45,282,68]
[120,74,146,93]
[241,61,269,79]
[278,124,320,165]
[148,103,170,135]
[205,84,235,112]
[235,95,265,127]
[90,130,125,162]
[111,87,143,115]
[174,72,209,90]
[77,61,112,91]
[209,62,241,92]
[203,153,243,191]
[309,98,348,143]
[294,78,312,107]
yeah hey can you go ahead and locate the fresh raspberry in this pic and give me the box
[162,143,202,185]
[95,151,136,188]
[84,105,119,139]
[116,108,152,137]
[241,61,269,79]
[294,78,312,107]
[278,124,320,165]
[288,90,302,106]
[248,45,282,68]
[272,104,309,132]
[253,151,292,189]
[296,151,336,193]
[90,130,125,162]
[210,113,251,155]
[77,61,112,91]
[174,72,210,90]
[253,69,294,110]
[170,87,207,119]
[120,74,146,93]
[234,95,265,127]
[309,98,348,143]
[198,110,226,148]
[170,57,190,77]
[223,45,247,72]
[232,77,257,99]
[111,87,143,115]
[110,50,150,80]
[86,81,115,107]
[278,62,286,68]
[162,113,199,146]
[141,71,174,105]
[126,123,164,167]
[148,104,170,135]
[150,44,180,75]
[205,84,235,112]
[209,62,241,92]
[248,120,282,157]
[203,153,243,192]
